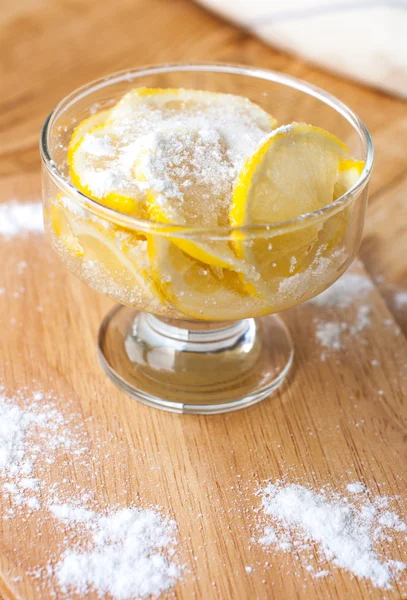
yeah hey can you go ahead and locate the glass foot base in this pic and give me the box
[98,307,294,414]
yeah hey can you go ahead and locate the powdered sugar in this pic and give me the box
[0,402,32,474]
[1,379,407,595]
[131,126,235,226]
[259,481,407,589]
[0,202,43,238]
[50,504,96,523]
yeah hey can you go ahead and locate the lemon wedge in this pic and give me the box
[230,123,364,285]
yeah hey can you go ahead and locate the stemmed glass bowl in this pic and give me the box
[40,63,373,414]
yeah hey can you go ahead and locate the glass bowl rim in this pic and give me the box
[40,61,374,240]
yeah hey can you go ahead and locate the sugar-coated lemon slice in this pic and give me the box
[50,195,164,303]
[73,223,152,293]
[50,195,85,258]
[230,123,351,227]
[334,159,365,199]
[68,121,145,216]
[230,123,364,285]
[118,88,276,282]
[107,87,277,132]
[68,109,110,159]
[132,126,260,285]
[147,235,270,320]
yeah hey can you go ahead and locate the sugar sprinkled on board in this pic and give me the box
[309,270,374,354]
[55,506,181,600]
[350,304,371,333]
[315,321,346,350]
[314,306,372,353]
[258,481,407,589]
[0,383,183,598]
[0,202,43,238]
[0,388,83,509]
[0,401,32,474]
[394,291,407,309]
[49,503,97,523]
[347,482,366,494]
[308,272,373,308]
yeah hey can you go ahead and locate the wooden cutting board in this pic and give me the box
[0,175,406,600]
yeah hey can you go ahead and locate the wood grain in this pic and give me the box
[0,0,407,598]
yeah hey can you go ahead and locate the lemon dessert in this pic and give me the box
[48,88,363,322]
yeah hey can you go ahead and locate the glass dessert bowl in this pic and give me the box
[40,63,373,414]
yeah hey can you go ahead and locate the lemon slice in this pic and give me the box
[50,195,163,302]
[50,195,85,258]
[107,87,276,132]
[146,197,259,283]
[68,121,146,216]
[334,159,365,199]
[231,123,351,226]
[68,109,110,159]
[130,125,259,284]
[230,123,364,284]
[71,221,166,305]
[148,236,269,320]
[314,158,365,254]
[69,88,276,272]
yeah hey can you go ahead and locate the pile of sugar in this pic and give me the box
[0,201,43,238]
[130,127,234,227]
[0,384,182,599]
[55,506,180,600]
[259,481,407,589]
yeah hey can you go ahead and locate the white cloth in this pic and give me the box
[198,0,407,99]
